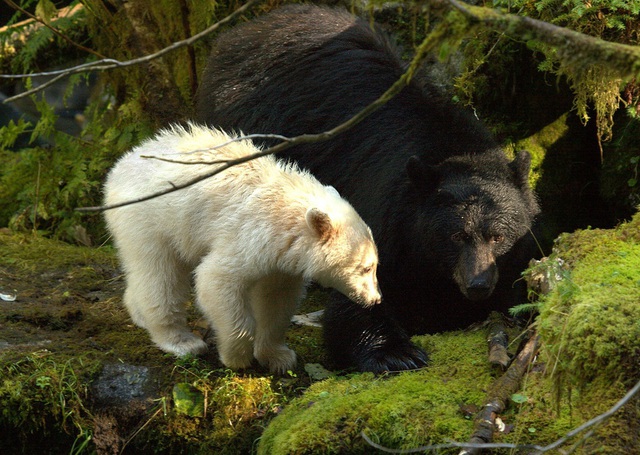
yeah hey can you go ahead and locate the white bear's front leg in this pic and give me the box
[194,255,255,370]
[250,275,305,373]
[119,243,207,356]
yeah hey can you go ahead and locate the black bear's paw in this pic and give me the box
[356,341,429,374]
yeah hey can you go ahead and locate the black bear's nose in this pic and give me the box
[466,280,491,301]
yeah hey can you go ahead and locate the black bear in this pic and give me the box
[195,4,540,373]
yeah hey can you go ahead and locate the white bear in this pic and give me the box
[103,123,381,373]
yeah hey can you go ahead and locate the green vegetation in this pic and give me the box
[0,106,151,243]
[2,0,639,240]
[0,353,97,453]
[259,330,499,454]
[511,211,640,453]
[0,231,321,453]
[455,0,640,143]
[1,1,639,452]
[537,211,640,391]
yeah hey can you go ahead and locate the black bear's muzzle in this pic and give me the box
[465,280,493,301]
[455,241,499,301]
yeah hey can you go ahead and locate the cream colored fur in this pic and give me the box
[103,124,381,373]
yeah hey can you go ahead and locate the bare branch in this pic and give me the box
[75,21,441,213]
[139,134,292,165]
[1,0,262,103]
[3,0,106,59]
[76,143,278,212]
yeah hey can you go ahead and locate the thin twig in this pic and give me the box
[138,134,294,164]
[118,406,163,455]
[1,0,262,103]
[541,378,640,452]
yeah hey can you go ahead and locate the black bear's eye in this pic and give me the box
[451,232,468,242]
[491,234,505,243]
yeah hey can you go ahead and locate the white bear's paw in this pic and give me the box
[154,332,208,357]
[218,342,253,370]
[255,345,297,374]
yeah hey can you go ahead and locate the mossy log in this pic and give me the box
[439,0,640,79]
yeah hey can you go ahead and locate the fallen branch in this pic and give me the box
[486,311,510,369]
[360,332,544,454]
[460,331,540,454]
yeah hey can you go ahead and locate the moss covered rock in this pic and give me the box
[538,209,640,388]
[258,330,499,454]
[515,210,640,453]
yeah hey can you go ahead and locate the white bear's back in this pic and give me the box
[103,124,354,267]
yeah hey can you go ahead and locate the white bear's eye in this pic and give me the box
[361,266,373,274]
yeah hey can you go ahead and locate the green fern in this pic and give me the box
[509,302,542,317]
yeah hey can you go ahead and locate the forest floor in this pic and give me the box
[1,222,638,454]
[0,229,327,454]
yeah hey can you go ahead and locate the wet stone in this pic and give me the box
[92,363,155,406]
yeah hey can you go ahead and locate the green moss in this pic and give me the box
[0,231,117,272]
[498,212,640,452]
[507,113,571,189]
[0,350,101,452]
[3,210,638,452]
[142,361,286,454]
[493,366,638,453]
[258,331,499,454]
[537,212,640,390]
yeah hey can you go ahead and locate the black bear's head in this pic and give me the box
[405,151,539,301]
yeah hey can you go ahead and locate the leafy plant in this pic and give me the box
[0,96,152,243]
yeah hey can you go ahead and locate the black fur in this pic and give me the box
[195,4,540,373]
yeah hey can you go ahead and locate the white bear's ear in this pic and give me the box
[325,185,341,198]
[306,208,333,240]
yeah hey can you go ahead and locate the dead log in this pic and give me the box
[486,311,510,368]
[459,331,540,455]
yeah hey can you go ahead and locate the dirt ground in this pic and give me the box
[0,229,323,454]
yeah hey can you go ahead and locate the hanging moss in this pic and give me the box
[506,113,571,189]
[454,0,640,144]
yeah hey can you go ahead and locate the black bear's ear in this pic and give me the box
[306,208,333,240]
[406,155,439,192]
[510,150,532,189]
